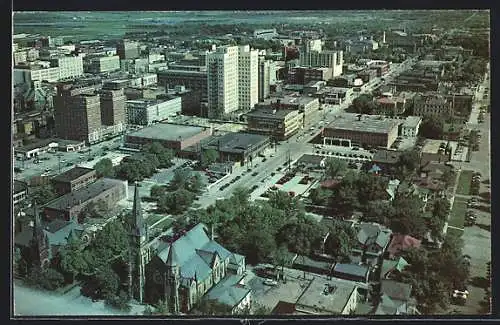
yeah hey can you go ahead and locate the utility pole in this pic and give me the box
[57,153,63,173]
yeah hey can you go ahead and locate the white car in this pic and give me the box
[452,290,469,299]
[263,279,278,286]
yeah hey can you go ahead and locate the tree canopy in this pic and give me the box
[94,158,115,178]
[419,117,444,140]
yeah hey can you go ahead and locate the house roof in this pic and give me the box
[372,149,402,165]
[333,263,369,278]
[380,279,412,302]
[374,294,398,315]
[293,255,334,272]
[14,220,84,250]
[356,223,392,249]
[387,234,422,258]
[205,275,250,309]
[368,164,382,173]
[381,257,409,278]
[272,301,296,315]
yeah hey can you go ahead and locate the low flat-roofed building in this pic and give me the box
[13,180,29,207]
[323,113,400,149]
[313,86,353,105]
[401,116,422,137]
[125,122,212,151]
[57,139,86,152]
[332,263,371,283]
[420,139,453,165]
[44,178,128,222]
[246,107,302,141]
[295,277,360,315]
[203,132,270,165]
[15,138,59,159]
[51,166,97,195]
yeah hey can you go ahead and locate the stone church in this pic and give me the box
[129,184,247,314]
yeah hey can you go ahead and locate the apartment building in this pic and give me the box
[258,57,271,101]
[53,83,102,143]
[116,40,140,60]
[99,87,127,127]
[238,45,259,111]
[207,45,240,118]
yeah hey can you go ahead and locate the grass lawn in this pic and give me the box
[456,170,474,195]
[449,197,468,229]
[446,227,464,239]
[154,218,174,231]
[145,214,166,226]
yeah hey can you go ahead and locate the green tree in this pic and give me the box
[192,299,232,315]
[158,189,195,215]
[95,266,121,299]
[267,190,304,218]
[143,142,174,168]
[150,185,167,199]
[362,200,395,225]
[324,158,348,179]
[309,188,332,206]
[31,184,57,205]
[105,290,131,312]
[94,158,115,178]
[271,245,291,280]
[348,94,377,114]
[242,228,277,265]
[186,173,204,194]
[26,267,66,291]
[355,173,389,203]
[201,149,219,167]
[441,168,457,188]
[396,150,421,178]
[168,168,192,191]
[115,161,144,182]
[419,116,444,140]
[58,236,87,281]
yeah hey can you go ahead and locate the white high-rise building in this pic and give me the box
[207,45,239,118]
[258,56,271,102]
[51,55,84,81]
[238,45,259,110]
[299,50,344,77]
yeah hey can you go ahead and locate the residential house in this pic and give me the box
[374,280,417,315]
[385,179,401,202]
[380,257,409,280]
[292,255,335,276]
[386,234,422,260]
[370,149,403,176]
[397,181,430,211]
[351,223,393,266]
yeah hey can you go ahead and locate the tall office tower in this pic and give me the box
[54,83,102,143]
[116,40,140,60]
[238,45,259,110]
[207,45,239,118]
[258,56,271,102]
[100,86,127,127]
[299,50,344,77]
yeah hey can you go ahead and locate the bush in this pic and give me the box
[26,267,66,291]
[105,291,131,312]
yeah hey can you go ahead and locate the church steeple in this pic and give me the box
[32,200,44,241]
[131,182,146,239]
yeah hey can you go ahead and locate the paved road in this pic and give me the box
[447,72,491,315]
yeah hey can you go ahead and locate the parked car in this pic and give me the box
[263,279,278,286]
